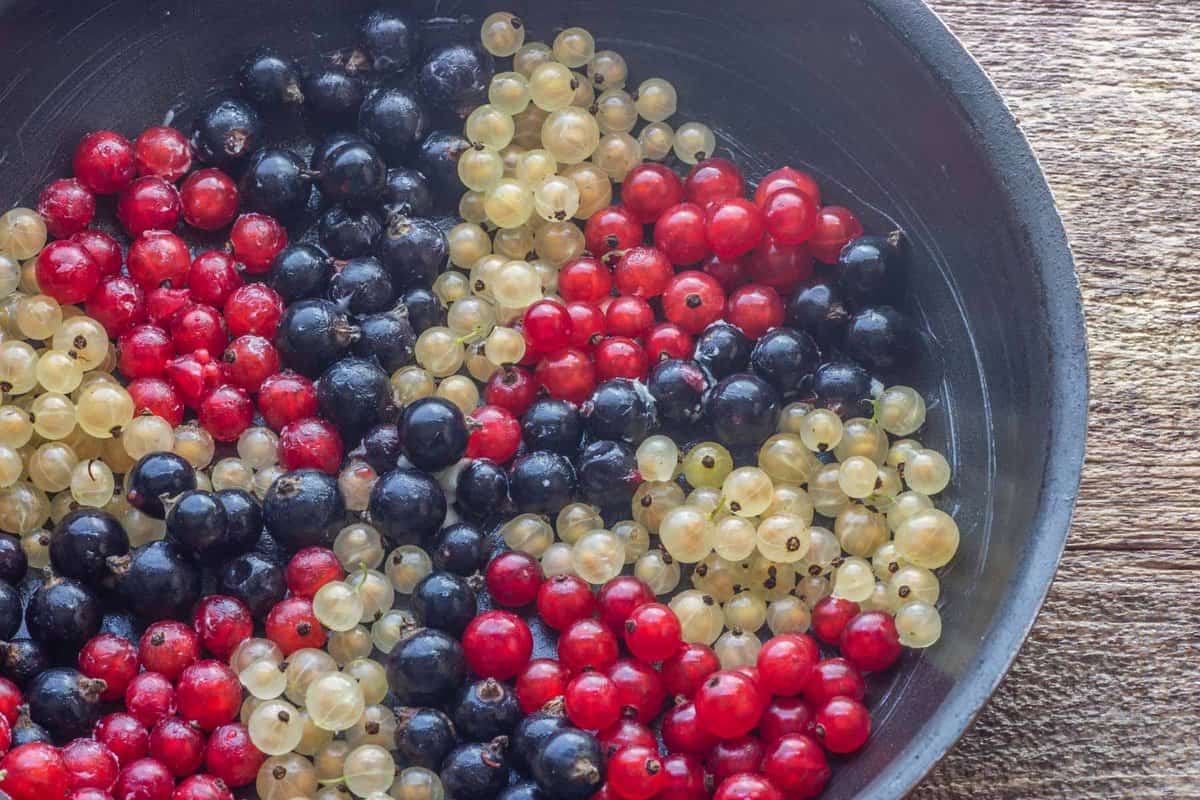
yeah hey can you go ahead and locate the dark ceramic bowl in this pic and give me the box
[0,0,1087,796]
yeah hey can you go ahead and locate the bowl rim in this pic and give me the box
[859,1,1088,797]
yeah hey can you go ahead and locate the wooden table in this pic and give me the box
[913,2,1200,797]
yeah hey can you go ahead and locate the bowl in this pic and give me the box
[0,0,1087,796]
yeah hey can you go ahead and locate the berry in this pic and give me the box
[203,723,262,788]
[146,287,192,326]
[192,595,254,660]
[757,633,819,695]
[0,743,71,800]
[536,575,595,631]
[838,233,907,305]
[170,303,228,356]
[597,577,656,633]
[614,247,673,298]
[683,158,745,207]
[484,366,538,416]
[565,302,607,350]
[466,405,521,463]
[70,230,123,277]
[73,131,136,194]
[535,348,596,405]
[840,610,903,672]
[411,572,478,637]
[164,352,224,409]
[762,188,817,245]
[148,717,205,776]
[583,205,641,260]
[809,206,863,263]
[661,702,716,756]
[712,774,784,800]
[124,673,175,728]
[811,596,861,645]
[755,166,820,208]
[264,597,325,655]
[187,252,243,307]
[224,283,284,339]
[37,178,96,238]
[256,371,318,430]
[706,198,765,260]
[133,127,192,181]
[531,729,605,800]
[759,696,815,743]
[172,774,233,800]
[485,551,543,608]
[694,671,763,739]
[515,659,570,715]
[228,213,287,273]
[128,231,190,290]
[387,629,466,707]
[191,99,262,168]
[61,738,119,790]
[117,177,182,236]
[605,295,654,339]
[593,337,647,381]
[79,635,138,702]
[622,163,684,224]
[706,736,764,782]
[401,397,468,472]
[748,236,813,291]
[645,323,693,362]
[564,672,620,731]
[94,713,150,766]
[725,284,784,340]
[139,622,200,681]
[659,754,706,800]
[222,335,280,393]
[761,734,829,799]
[394,707,457,770]
[118,325,173,379]
[285,547,344,598]
[802,658,865,706]
[623,602,682,663]
[813,696,870,754]
[197,385,254,443]
[606,659,666,724]
[461,610,533,680]
[654,203,710,265]
[523,300,574,352]
[598,718,656,760]
[662,270,726,334]
[558,257,612,302]
[114,759,173,800]
[661,644,721,698]
[844,305,918,370]
[440,740,510,800]
[608,745,666,800]
[703,254,750,292]
[180,169,239,231]
[34,241,101,304]
[175,661,240,731]
[558,618,619,673]
[0,678,21,726]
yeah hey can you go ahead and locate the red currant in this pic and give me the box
[840,610,902,672]
[607,745,666,800]
[702,254,750,292]
[257,371,318,430]
[79,634,139,702]
[802,658,865,706]
[70,229,123,277]
[461,610,533,680]
[94,713,150,766]
[517,323,544,367]
[661,701,717,756]
[173,774,233,800]
[265,597,326,655]
[661,643,721,699]
[118,325,173,379]
[484,365,539,416]
[117,177,182,236]
[229,213,287,273]
[584,205,641,261]
[725,284,784,339]
[187,252,244,307]
[622,163,684,223]
[813,696,870,753]
[653,203,709,266]
[758,696,816,743]
[0,743,71,800]
[73,131,136,195]
[606,658,666,724]
[198,384,254,442]
[203,724,262,788]
[145,287,192,326]
[734,666,761,687]
[593,336,647,381]
[286,547,344,598]
[224,283,283,339]
[684,158,745,207]
[278,417,344,473]
[37,178,96,238]
[514,658,570,714]
[755,166,821,209]
[604,296,654,339]
[523,300,574,352]
[148,717,206,777]
[712,773,784,800]
[694,670,763,739]
[597,719,656,761]
[139,622,200,681]
[536,574,596,631]
[222,335,280,394]
[565,302,607,350]
[558,618,619,673]
[165,351,226,409]
[62,737,120,790]
[171,303,228,356]
[535,348,596,405]
[115,758,174,800]
[623,602,682,663]
[706,735,764,782]
[810,596,861,645]
[747,236,813,292]
[558,256,613,302]
[644,323,693,362]
[597,577,656,633]
[761,734,828,799]
[484,550,543,607]
[0,678,20,726]
[128,231,190,289]
[181,169,239,231]
[124,672,176,728]
[133,127,192,182]
[756,633,819,696]
[661,270,726,334]
[613,246,672,298]
[808,205,863,263]
[192,595,254,660]
[762,188,817,246]
[659,753,706,800]
[88,276,147,338]
[564,671,621,731]
[705,198,765,260]
[34,240,101,304]
[176,660,241,731]
[464,405,519,463]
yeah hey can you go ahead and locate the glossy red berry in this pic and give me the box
[558,257,613,302]
[139,621,200,680]
[176,660,240,731]
[755,166,821,209]
[712,773,784,800]
[644,323,693,362]
[593,336,647,382]
[661,643,721,699]
[654,203,710,265]
[146,287,192,326]
[694,670,763,739]
[597,720,656,762]
[148,717,206,777]
[564,671,621,731]
[514,658,570,714]
[171,303,228,356]
[115,758,174,800]
[265,597,326,655]
[0,743,72,800]
[756,633,819,696]
[605,296,654,339]
[61,738,119,791]
[94,713,150,766]
[606,658,666,724]
[222,335,280,394]
[840,611,902,672]
[623,602,682,663]
[118,325,173,379]
[702,254,750,292]
[187,252,244,307]
[597,577,656,633]
[229,213,287,273]
[128,231,190,290]
[748,236,813,292]
[661,701,717,756]
[758,696,816,743]
[565,302,607,350]
[88,277,147,338]
[684,158,745,207]
[705,198,765,260]
[462,610,533,680]
[662,270,726,334]
[558,618,620,673]
[203,724,262,788]
[257,371,318,430]
[0,678,20,726]
[607,745,667,800]
[467,405,521,463]
[181,169,239,231]
[613,246,672,298]
[73,131,136,195]
[198,384,254,443]
[535,348,596,405]
[659,754,706,800]
[584,205,641,261]
[725,284,784,340]
[224,283,283,339]
[34,240,101,303]
[707,735,764,783]
[79,634,139,702]
[622,163,684,224]
[484,366,539,416]
[813,696,870,754]
[37,178,96,238]
[164,351,226,410]
[277,417,344,473]
[536,574,595,631]
[802,658,865,706]
[485,550,543,607]
[134,127,192,182]
[523,300,574,353]
[124,672,176,728]
[762,188,818,246]
[762,734,829,799]
[286,548,344,598]
[70,229,123,277]
[810,596,861,645]
[192,595,254,660]
[172,774,233,800]
[118,177,182,236]
[809,205,863,263]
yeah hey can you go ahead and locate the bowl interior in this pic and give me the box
[0,0,1086,796]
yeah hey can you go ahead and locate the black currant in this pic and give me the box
[317,357,392,446]
[520,399,581,456]
[166,490,228,558]
[0,535,27,585]
[749,327,821,396]
[787,276,849,346]
[263,469,346,550]
[360,10,420,73]
[394,706,456,769]
[353,310,416,373]
[311,132,369,174]
[581,379,657,445]
[441,739,510,800]
[0,581,20,641]
[704,373,781,451]
[190,98,262,167]
[269,244,334,302]
[500,782,547,800]
[319,206,382,259]
[410,571,477,637]
[838,232,907,306]
[418,45,494,118]
[213,488,263,559]
[368,469,447,546]
[49,508,129,589]
[511,712,571,775]
[431,522,489,577]
[532,729,605,800]
[239,50,304,108]
[453,678,521,741]
[399,286,446,334]
[414,130,471,212]
[377,216,448,291]
[647,358,710,426]
[811,361,874,418]
[454,459,509,523]
[693,322,751,379]
[302,67,364,124]
[509,451,577,515]
[25,577,101,656]
[387,627,466,706]
[238,148,312,218]
[0,639,48,687]
[114,541,200,620]
[274,299,358,378]
[358,423,404,474]
[126,452,196,519]
[317,140,386,206]
[11,708,52,746]
[401,398,467,472]
[844,305,919,371]
[25,668,105,743]
[219,553,286,619]
[382,167,433,217]
[328,256,395,315]
[577,440,640,510]
[359,87,429,161]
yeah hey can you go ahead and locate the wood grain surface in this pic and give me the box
[914,2,1200,798]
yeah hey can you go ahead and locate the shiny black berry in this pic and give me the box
[401,398,467,472]
[26,577,102,655]
[0,536,27,585]
[213,488,263,558]
[509,452,576,515]
[787,277,849,346]
[25,668,105,743]
[582,379,657,445]
[693,322,751,379]
[532,729,605,800]
[400,287,445,334]
[219,553,286,619]
[844,305,918,371]
[750,327,821,396]
[382,168,434,217]
[319,206,381,260]
[115,541,200,620]
[415,131,471,211]
[263,470,345,550]
[811,361,874,418]
[577,440,640,510]
[520,399,581,456]
[453,678,521,741]
[647,358,709,426]
[49,508,129,589]
[126,452,196,519]
[418,45,494,118]
[359,88,429,162]
[441,739,510,800]
[190,98,262,167]
[838,232,907,306]
[377,216,448,291]
[328,256,395,315]
[317,357,392,448]
[394,706,456,769]
[10,709,52,745]
[239,148,312,218]
[239,50,304,108]
[511,712,571,775]
[0,581,20,641]
[704,373,781,452]
[500,782,547,800]
[303,67,364,124]
[359,423,404,474]
[311,132,369,174]
[0,639,48,686]
[274,299,357,378]
[431,522,488,577]
[368,469,447,545]
[454,460,509,523]
[166,490,227,558]
[360,10,420,73]
[410,572,477,637]
[387,628,466,706]
[270,244,333,302]
[317,140,387,206]
[353,311,416,373]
